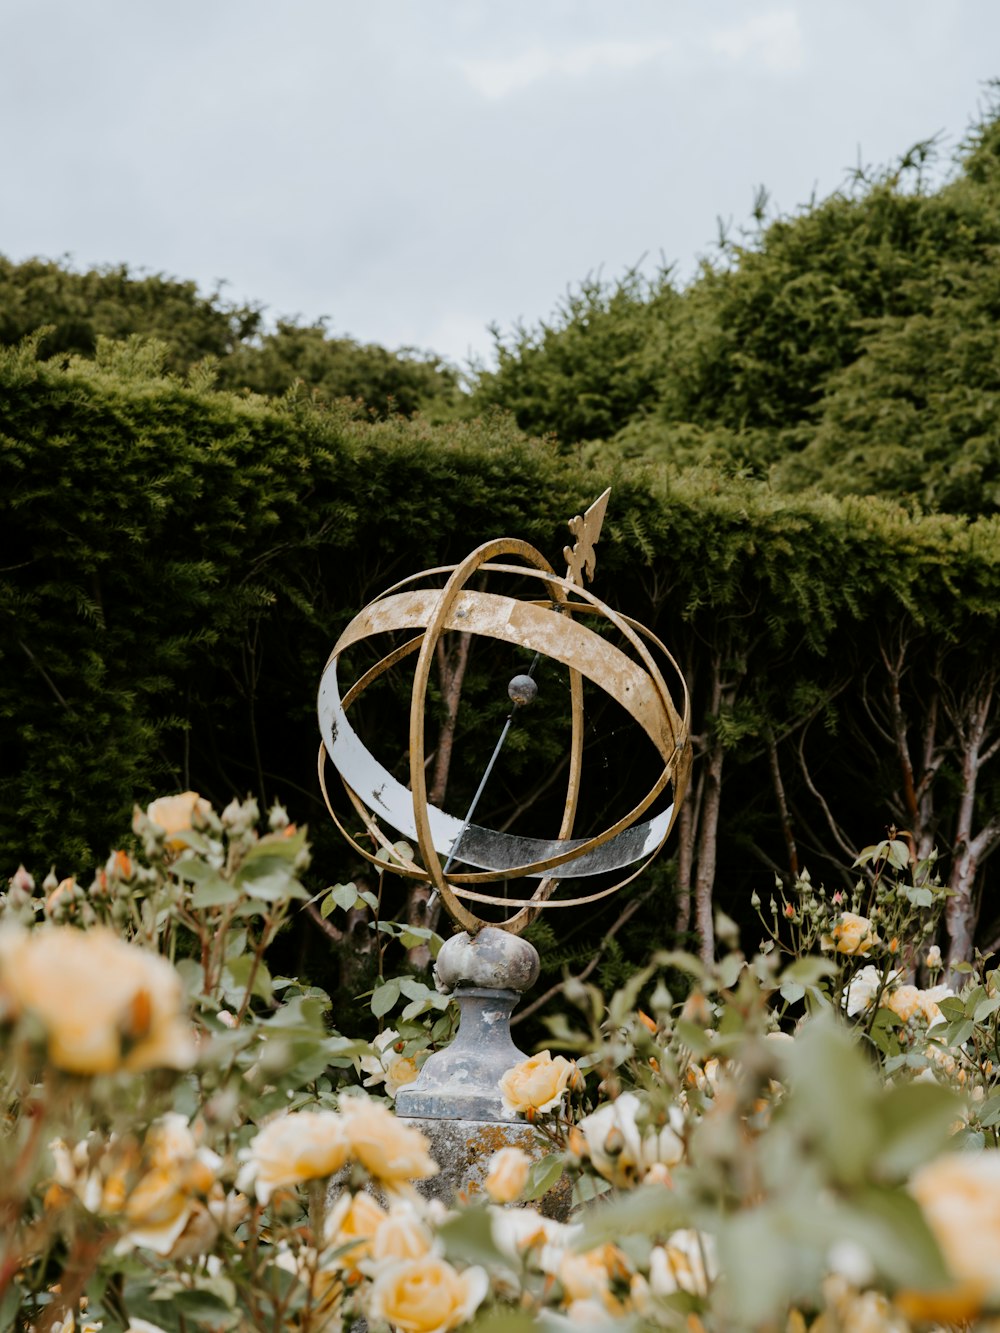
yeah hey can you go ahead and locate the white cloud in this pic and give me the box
[457,12,803,102]
[459,37,674,101]
[707,9,804,73]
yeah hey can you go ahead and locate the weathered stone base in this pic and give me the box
[401,1114,571,1220]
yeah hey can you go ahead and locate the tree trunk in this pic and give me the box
[674,764,703,935]
[694,738,724,968]
[943,672,999,972]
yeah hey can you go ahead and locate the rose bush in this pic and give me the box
[5,804,1000,1330]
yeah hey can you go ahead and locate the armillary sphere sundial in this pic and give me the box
[316,489,692,935]
[316,491,691,1132]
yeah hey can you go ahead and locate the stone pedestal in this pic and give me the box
[396,927,540,1123]
[395,928,570,1218]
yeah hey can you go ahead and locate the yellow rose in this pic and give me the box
[885,984,947,1027]
[824,912,880,956]
[325,1189,387,1266]
[384,1054,421,1096]
[361,1028,424,1099]
[885,984,924,1024]
[902,1151,1000,1316]
[483,1145,531,1204]
[124,1165,197,1255]
[122,1115,221,1256]
[243,1110,349,1203]
[0,926,196,1075]
[145,791,212,849]
[559,1244,633,1314]
[367,1256,488,1333]
[339,1098,438,1184]
[499,1051,574,1116]
[371,1202,436,1264]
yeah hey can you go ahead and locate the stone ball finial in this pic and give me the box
[435,927,540,994]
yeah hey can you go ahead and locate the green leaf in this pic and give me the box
[522,1152,565,1202]
[886,839,911,871]
[237,855,308,901]
[782,956,837,985]
[905,886,933,908]
[243,827,308,864]
[578,1179,690,1246]
[437,1203,506,1268]
[190,876,239,908]
[786,1017,878,1184]
[469,1311,542,1333]
[875,1080,961,1176]
[174,855,224,883]
[974,995,1000,1022]
[866,1005,903,1058]
[398,977,435,1001]
[717,953,745,990]
[944,1019,975,1047]
[675,1020,714,1057]
[222,953,272,1004]
[371,977,401,1018]
[977,1092,1000,1128]
[841,1188,950,1289]
[327,881,359,912]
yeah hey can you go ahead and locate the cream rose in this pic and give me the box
[339,1097,438,1184]
[325,1189,387,1266]
[577,1092,683,1186]
[484,1146,531,1204]
[121,1115,221,1256]
[145,791,213,849]
[242,1110,349,1203]
[0,926,195,1075]
[649,1230,717,1298]
[367,1256,487,1333]
[499,1051,574,1116]
[846,965,900,1016]
[907,1151,1000,1308]
[490,1206,579,1276]
[49,1134,134,1216]
[823,912,880,956]
[371,1201,437,1265]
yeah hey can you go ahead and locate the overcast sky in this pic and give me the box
[3,2,998,367]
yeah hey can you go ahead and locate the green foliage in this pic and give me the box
[3,337,1000,972]
[478,98,1000,518]
[217,317,463,419]
[0,255,460,419]
[472,267,676,444]
[0,255,260,372]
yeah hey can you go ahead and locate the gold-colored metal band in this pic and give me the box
[319,550,690,932]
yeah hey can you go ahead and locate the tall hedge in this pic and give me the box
[2,339,999,973]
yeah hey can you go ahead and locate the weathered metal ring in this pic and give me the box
[317,544,690,933]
